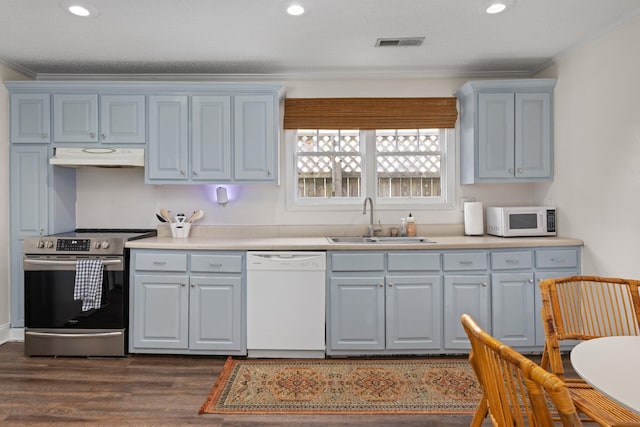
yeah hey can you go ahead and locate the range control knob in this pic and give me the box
[37,241,45,248]
[44,240,54,249]
[100,241,110,249]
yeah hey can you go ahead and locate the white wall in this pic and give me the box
[0,64,30,340]
[76,77,539,230]
[535,14,640,276]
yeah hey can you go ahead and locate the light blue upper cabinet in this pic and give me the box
[456,79,556,184]
[100,95,146,144]
[192,96,232,181]
[147,95,189,180]
[53,94,99,143]
[10,94,51,143]
[234,95,276,182]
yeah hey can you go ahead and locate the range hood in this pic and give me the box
[50,147,145,168]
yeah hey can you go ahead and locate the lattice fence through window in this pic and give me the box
[296,130,362,198]
[376,129,442,198]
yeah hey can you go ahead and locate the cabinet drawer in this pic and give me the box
[388,252,440,271]
[491,251,533,270]
[443,252,488,271]
[330,253,384,271]
[536,249,578,269]
[191,254,243,273]
[135,252,187,272]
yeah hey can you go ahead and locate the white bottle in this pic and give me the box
[399,218,407,237]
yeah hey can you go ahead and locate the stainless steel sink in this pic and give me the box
[327,236,435,244]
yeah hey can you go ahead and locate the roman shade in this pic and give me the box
[283,97,458,129]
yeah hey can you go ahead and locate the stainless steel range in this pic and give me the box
[22,229,156,356]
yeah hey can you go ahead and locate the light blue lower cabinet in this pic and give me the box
[491,272,536,347]
[129,250,245,355]
[443,274,491,350]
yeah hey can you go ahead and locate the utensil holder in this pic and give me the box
[170,223,191,238]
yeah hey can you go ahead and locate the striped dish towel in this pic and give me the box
[74,259,104,311]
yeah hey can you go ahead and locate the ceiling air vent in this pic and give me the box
[375,37,425,47]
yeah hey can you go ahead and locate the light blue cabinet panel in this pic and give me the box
[386,275,442,350]
[478,93,515,179]
[443,274,490,350]
[53,94,99,142]
[516,92,552,178]
[192,96,232,181]
[100,95,146,144]
[329,276,386,351]
[10,94,50,143]
[147,95,189,180]
[132,274,189,349]
[189,276,242,351]
[234,95,277,182]
[491,272,536,347]
[456,79,556,184]
[10,146,48,236]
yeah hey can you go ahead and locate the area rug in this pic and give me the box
[199,357,482,415]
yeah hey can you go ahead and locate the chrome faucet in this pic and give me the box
[363,197,382,237]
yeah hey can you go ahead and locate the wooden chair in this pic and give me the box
[539,275,640,426]
[461,313,584,427]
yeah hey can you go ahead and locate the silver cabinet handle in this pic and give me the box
[181,283,186,287]
[517,168,523,174]
[459,260,473,265]
[41,133,48,139]
[26,331,122,338]
[180,170,185,175]
[90,132,96,138]
[508,168,514,174]
[190,284,195,288]
[528,279,534,284]
[153,261,166,266]
[505,259,519,264]
[24,258,122,266]
[379,283,384,288]
[193,170,199,176]
[481,282,487,287]
[388,283,394,287]
[550,258,564,263]
[101,133,106,140]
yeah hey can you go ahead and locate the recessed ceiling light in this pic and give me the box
[486,3,507,14]
[59,1,99,18]
[287,4,305,16]
[484,0,515,15]
[68,5,91,16]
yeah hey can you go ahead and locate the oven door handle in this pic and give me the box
[23,259,122,266]
[25,331,123,338]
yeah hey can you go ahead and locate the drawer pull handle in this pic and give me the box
[550,258,564,263]
[153,261,167,266]
[459,260,473,265]
[209,263,222,268]
[506,259,519,264]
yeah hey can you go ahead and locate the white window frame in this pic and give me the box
[285,128,456,211]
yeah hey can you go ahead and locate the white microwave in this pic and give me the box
[486,206,556,237]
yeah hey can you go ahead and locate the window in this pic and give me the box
[291,128,454,207]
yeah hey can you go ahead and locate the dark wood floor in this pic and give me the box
[0,342,557,426]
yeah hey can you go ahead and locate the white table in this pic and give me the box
[570,336,640,414]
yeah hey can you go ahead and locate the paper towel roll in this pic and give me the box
[464,202,484,236]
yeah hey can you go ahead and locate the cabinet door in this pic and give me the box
[443,274,490,349]
[10,145,48,327]
[515,92,552,179]
[53,94,98,142]
[234,95,277,182]
[100,95,146,144]
[477,92,515,179]
[147,96,189,181]
[491,273,536,347]
[386,275,442,350]
[10,94,51,143]
[189,276,242,351]
[192,96,232,181]
[132,274,189,349]
[329,276,385,351]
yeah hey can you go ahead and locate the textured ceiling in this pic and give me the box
[1,0,639,78]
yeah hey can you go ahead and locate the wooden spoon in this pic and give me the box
[160,208,172,223]
[188,209,204,223]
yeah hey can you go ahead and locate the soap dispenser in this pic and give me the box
[399,218,407,237]
[406,213,416,237]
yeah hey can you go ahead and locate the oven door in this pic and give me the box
[23,255,127,356]
[24,255,125,329]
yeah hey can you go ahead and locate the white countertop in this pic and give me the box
[126,235,583,251]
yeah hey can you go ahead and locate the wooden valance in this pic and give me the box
[283,97,458,129]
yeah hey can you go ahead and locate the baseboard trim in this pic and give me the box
[0,325,24,344]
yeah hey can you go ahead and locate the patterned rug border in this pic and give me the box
[199,356,481,416]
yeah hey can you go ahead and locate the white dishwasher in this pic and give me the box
[246,251,326,358]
